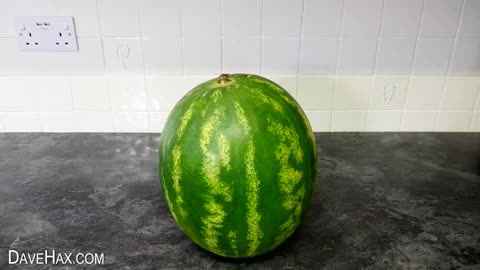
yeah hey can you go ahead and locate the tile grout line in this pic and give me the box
[105,76,116,132]
[179,0,186,82]
[2,73,480,78]
[95,0,115,132]
[435,77,447,131]
[469,81,480,130]
[29,78,45,133]
[295,0,306,100]
[366,0,386,131]
[95,0,107,74]
[0,113,5,132]
[220,0,224,73]
[330,0,346,132]
[2,108,476,114]
[437,0,466,131]
[259,0,264,74]
[446,0,466,76]
[400,0,426,130]
[138,3,151,132]
[67,77,75,112]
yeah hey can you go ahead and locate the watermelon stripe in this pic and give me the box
[161,171,175,219]
[248,88,284,113]
[171,146,186,218]
[228,231,238,256]
[234,101,263,255]
[199,108,232,254]
[267,120,306,244]
[170,106,194,220]
[212,88,223,103]
[254,79,296,107]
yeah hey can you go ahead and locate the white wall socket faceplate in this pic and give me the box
[14,16,79,52]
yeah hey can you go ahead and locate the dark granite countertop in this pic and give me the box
[0,133,479,269]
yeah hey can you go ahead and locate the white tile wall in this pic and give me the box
[436,111,472,132]
[70,76,110,111]
[449,39,480,75]
[0,0,480,133]
[402,111,438,131]
[441,77,480,110]
[32,77,73,112]
[334,76,372,109]
[112,111,149,133]
[1,113,42,132]
[302,0,343,37]
[405,77,445,110]
[0,38,105,75]
[458,0,480,38]
[0,0,478,77]
[262,0,303,38]
[41,112,113,132]
[143,38,183,75]
[412,38,455,75]
[338,38,378,75]
[375,38,416,75]
[366,110,403,131]
[98,1,141,37]
[369,76,409,110]
[146,76,186,111]
[381,0,423,37]
[222,0,262,38]
[331,111,367,131]
[183,38,221,75]
[108,76,147,111]
[181,0,221,38]
[471,111,480,131]
[0,0,57,38]
[342,0,383,37]
[0,74,478,132]
[0,2,9,38]
[149,111,169,133]
[103,38,144,74]
[297,76,335,110]
[223,38,261,74]
[56,0,101,37]
[305,111,331,132]
[262,38,300,74]
[140,0,181,38]
[420,0,463,38]
[0,115,4,133]
[299,38,339,74]
[0,77,36,111]
[262,75,298,98]
[183,75,217,92]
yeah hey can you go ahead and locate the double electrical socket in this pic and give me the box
[14,16,79,52]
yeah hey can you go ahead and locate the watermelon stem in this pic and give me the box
[217,73,231,84]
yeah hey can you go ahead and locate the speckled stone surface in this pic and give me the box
[0,133,479,269]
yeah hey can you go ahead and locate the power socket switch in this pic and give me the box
[14,16,79,52]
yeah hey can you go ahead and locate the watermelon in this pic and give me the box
[159,74,317,258]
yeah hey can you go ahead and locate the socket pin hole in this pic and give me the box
[26,42,29,45]
[65,42,68,45]
[29,33,32,37]
[35,42,38,45]
[59,33,62,37]
[56,42,59,45]
[44,22,50,26]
